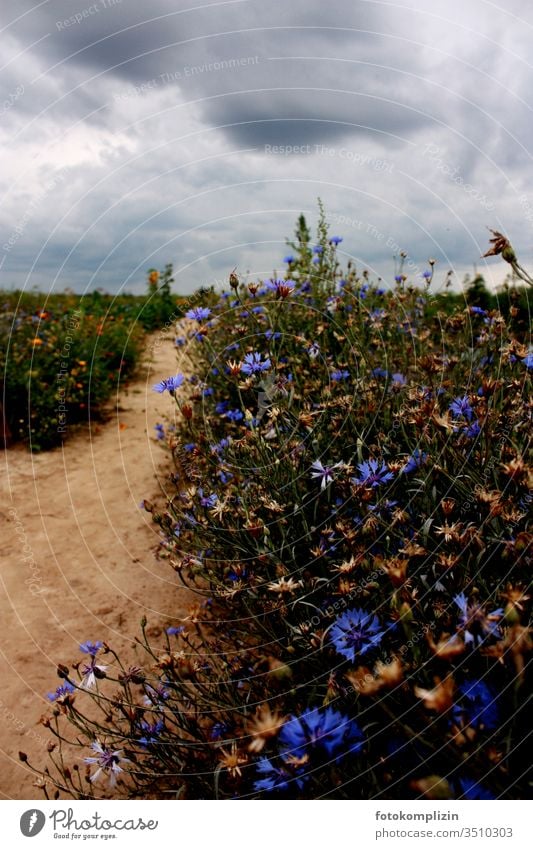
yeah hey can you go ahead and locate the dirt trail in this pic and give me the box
[0,331,189,799]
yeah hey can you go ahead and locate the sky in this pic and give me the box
[1,0,532,295]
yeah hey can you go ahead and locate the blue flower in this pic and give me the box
[330,608,384,661]
[352,459,394,488]
[215,400,230,414]
[331,369,350,381]
[454,593,503,646]
[422,270,432,280]
[452,679,499,731]
[449,395,474,420]
[279,706,364,761]
[372,367,389,378]
[185,306,211,322]
[152,374,184,394]
[174,335,186,347]
[330,236,343,246]
[522,353,533,369]
[79,641,103,656]
[402,449,428,474]
[313,245,324,254]
[465,421,481,439]
[154,423,165,440]
[198,489,217,508]
[166,626,185,636]
[48,682,75,702]
[241,352,271,376]
[254,757,306,793]
[391,372,406,386]
[456,776,496,800]
[469,306,487,316]
[283,255,295,264]
[226,408,244,422]
[138,719,164,747]
[310,459,344,490]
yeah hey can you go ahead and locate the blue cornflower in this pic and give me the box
[469,306,487,316]
[352,459,394,488]
[331,369,350,381]
[449,395,474,420]
[138,719,164,747]
[226,409,244,422]
[456,776,496,800]
[522,353,533,369]
[254,757,307,793]
[241,352,271,376]
[283,255,295,264]
[198,489,217,508]
[152,374,184,394]
[376,287,386,296]
[264,329,281,341]
[391,372,406,386]
[215,400,230,414]
[185,306,211,322]
[174,335,186,347]
[452,679,499,731]
[279,706,364,761]
[372,367,389,378]
[310,459,344,490]
[313,245,324,254]
[454,593,503,647]
[48,682,75,702]
[307,342,321,359]
[79,641,103,656]
[422,270,432,280]
[184,442,196,452]
[154,423,165,440]
[330,236,343,245]
[167,625,185,636]
[402,449,428,474]
[465,421,481,439]
[330,608,384,662]
[143,684,170,706]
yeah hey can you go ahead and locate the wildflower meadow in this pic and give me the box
[26,210,531,800]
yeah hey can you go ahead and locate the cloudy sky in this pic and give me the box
[1,0,532,295]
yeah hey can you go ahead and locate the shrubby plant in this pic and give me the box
[29,210,531,799]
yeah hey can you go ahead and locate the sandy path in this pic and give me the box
[0,331,189,799]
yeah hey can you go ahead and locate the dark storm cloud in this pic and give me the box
[1,0,438,145]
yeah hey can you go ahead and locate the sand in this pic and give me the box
[0,330,189,799]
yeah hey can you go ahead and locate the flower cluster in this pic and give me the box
[38,210,531,801]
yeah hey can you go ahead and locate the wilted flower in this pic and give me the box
[247,704,287,753]
[414,676,455,713]
[330,608,384,662]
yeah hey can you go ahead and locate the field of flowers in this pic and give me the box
[0,269,179,451]
[31,211,531,800]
